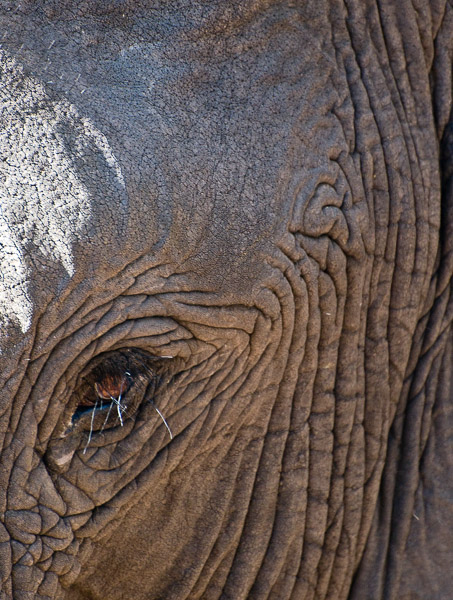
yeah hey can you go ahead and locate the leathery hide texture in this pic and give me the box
[0,1,452,599]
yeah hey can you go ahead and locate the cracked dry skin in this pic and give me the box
[0,1,452,599]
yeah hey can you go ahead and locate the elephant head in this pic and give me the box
[0,1,452,598]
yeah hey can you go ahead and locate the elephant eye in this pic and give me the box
[71,349,162,432]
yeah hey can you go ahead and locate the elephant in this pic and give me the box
[0,0,452,598]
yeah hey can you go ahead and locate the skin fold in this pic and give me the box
[0,1,451,598]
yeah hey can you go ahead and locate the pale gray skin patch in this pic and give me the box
[0,53,127,334]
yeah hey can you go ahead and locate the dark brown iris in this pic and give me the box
[77,373,133,408]
[94,374,132,400]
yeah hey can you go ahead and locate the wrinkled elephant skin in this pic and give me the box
[0,1,452,599]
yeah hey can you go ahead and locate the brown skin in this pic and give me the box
[0,1,452,598]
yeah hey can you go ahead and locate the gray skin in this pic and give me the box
[0,0,452,598]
